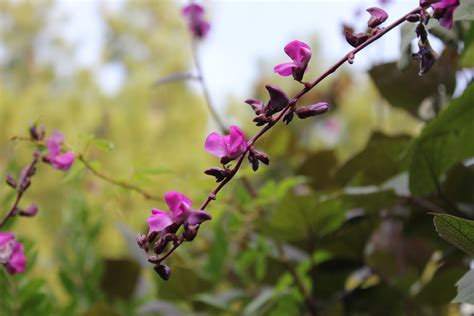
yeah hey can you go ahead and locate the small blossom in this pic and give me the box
[147,192,211,234]
[274,40,312,81]
[421,0,459,29]
[0,233,26,275]
[18,203,38,217]
[366,7,388,28]
[44,131,75,171]
[154,264,171,281]
[205,125,247,164]
[182,3,210,39]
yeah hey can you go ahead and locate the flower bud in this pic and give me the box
[366,7,388,28]
[412,40,438,75]
[254,151,270,165]
[29,125,45,141]
[154,264,171,281]
[253,114,270,126]
[247,151,259,171]
[295,102,330,119]
[345,32,369,48]
[204,167,227,182]
[136,233,147,249]
[265,84,289,117]
[5,175,17,189]
[19,204,38,217]
[406,14,421,22]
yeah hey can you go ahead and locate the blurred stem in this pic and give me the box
[190,38,227,132]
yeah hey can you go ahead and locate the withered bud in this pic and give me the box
[366,7,388,28]
[136,233,147,249]
[345,32,369,48]
[29,125,45,141]
[295,102,330,119]
[5,175,17,189]
[204,167,228,182]
[283,111,294,125]
[412,39,438,75]
[245,98,265,115]
[406,14,421,22]
[154,264,171,281]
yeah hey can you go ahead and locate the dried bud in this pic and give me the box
[5,175,17,189]
[406,14,421,22]
[412,39,438,75]
[29,125,45,141]
[345,32,369,48]
[254,151,270,165]
[245,99,265,115]
[136,233,147,249]
[265,84,289,117]
[247,151,259,171]
[19,204,38,217]
[295,102,330,119]
[253,114,270,126]
[367,7,388,28]
[283,111,294,125]
[154,264,171,281]
[204,167,227,182]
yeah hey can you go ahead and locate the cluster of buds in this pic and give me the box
[137,192,211,280]
[182,3,210,39]
[344,7,388,49]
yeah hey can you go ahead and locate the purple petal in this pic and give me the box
[366,7,388,28]
[284,40,311,61]
[50,151,75,171]
[147,209,174,232]
[274,63,295,76]
[4,241,25,274]
[205,132,228,158]
[164,191,192,218]
[186,210,212,226]
[228,126,247,159]
[0,233,14,248]
[295,45,312,67]
[182,3,205,17]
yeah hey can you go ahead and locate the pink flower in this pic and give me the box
[421,0,459,29]
[274,40,312,81]
[0,233,26,274]
[182,3,210,39]
[205,125,247,164]
[45,131,75,171]
[366,7,388,28]
[147,191,211,233]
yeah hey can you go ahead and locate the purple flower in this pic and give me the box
[431,0,459,29]
[274,40,312,81]
[44,131,75,171]
[366,7,388,28]
[182,3,210,39]
[147,192,211,233]
[205,125,247,164]
[0,233,26,275]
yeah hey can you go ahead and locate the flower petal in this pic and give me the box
[4,241,25,274]
[186,210,212,226]
[205,132,228,158]
[0,233,14,248]
[147,210,174,232]
[284,40,311,61]
[182,3,204,17]
[228,126,247,159]
[164,191,192,218]
[50,151,75,171]
[273,62,295,76]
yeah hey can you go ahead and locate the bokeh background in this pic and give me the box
[0,0,473,315]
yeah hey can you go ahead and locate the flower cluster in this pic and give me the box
[0,233,25,274]
[182,3,210,39]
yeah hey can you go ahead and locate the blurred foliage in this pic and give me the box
[0,0,473,315]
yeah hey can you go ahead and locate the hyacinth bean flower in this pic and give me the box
[420,0,459,29]
[182,3,210,39]
[44,131,75,171]
[147,191,211,234]
[274,40,312,81]
[0,233,26,274]
[205,125,247,164]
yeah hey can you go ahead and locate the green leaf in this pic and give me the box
[369,48,458,117]
[433,214,474,255]
[336,132,411,186]
[409,83,474,195]
[453,269,474,304]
